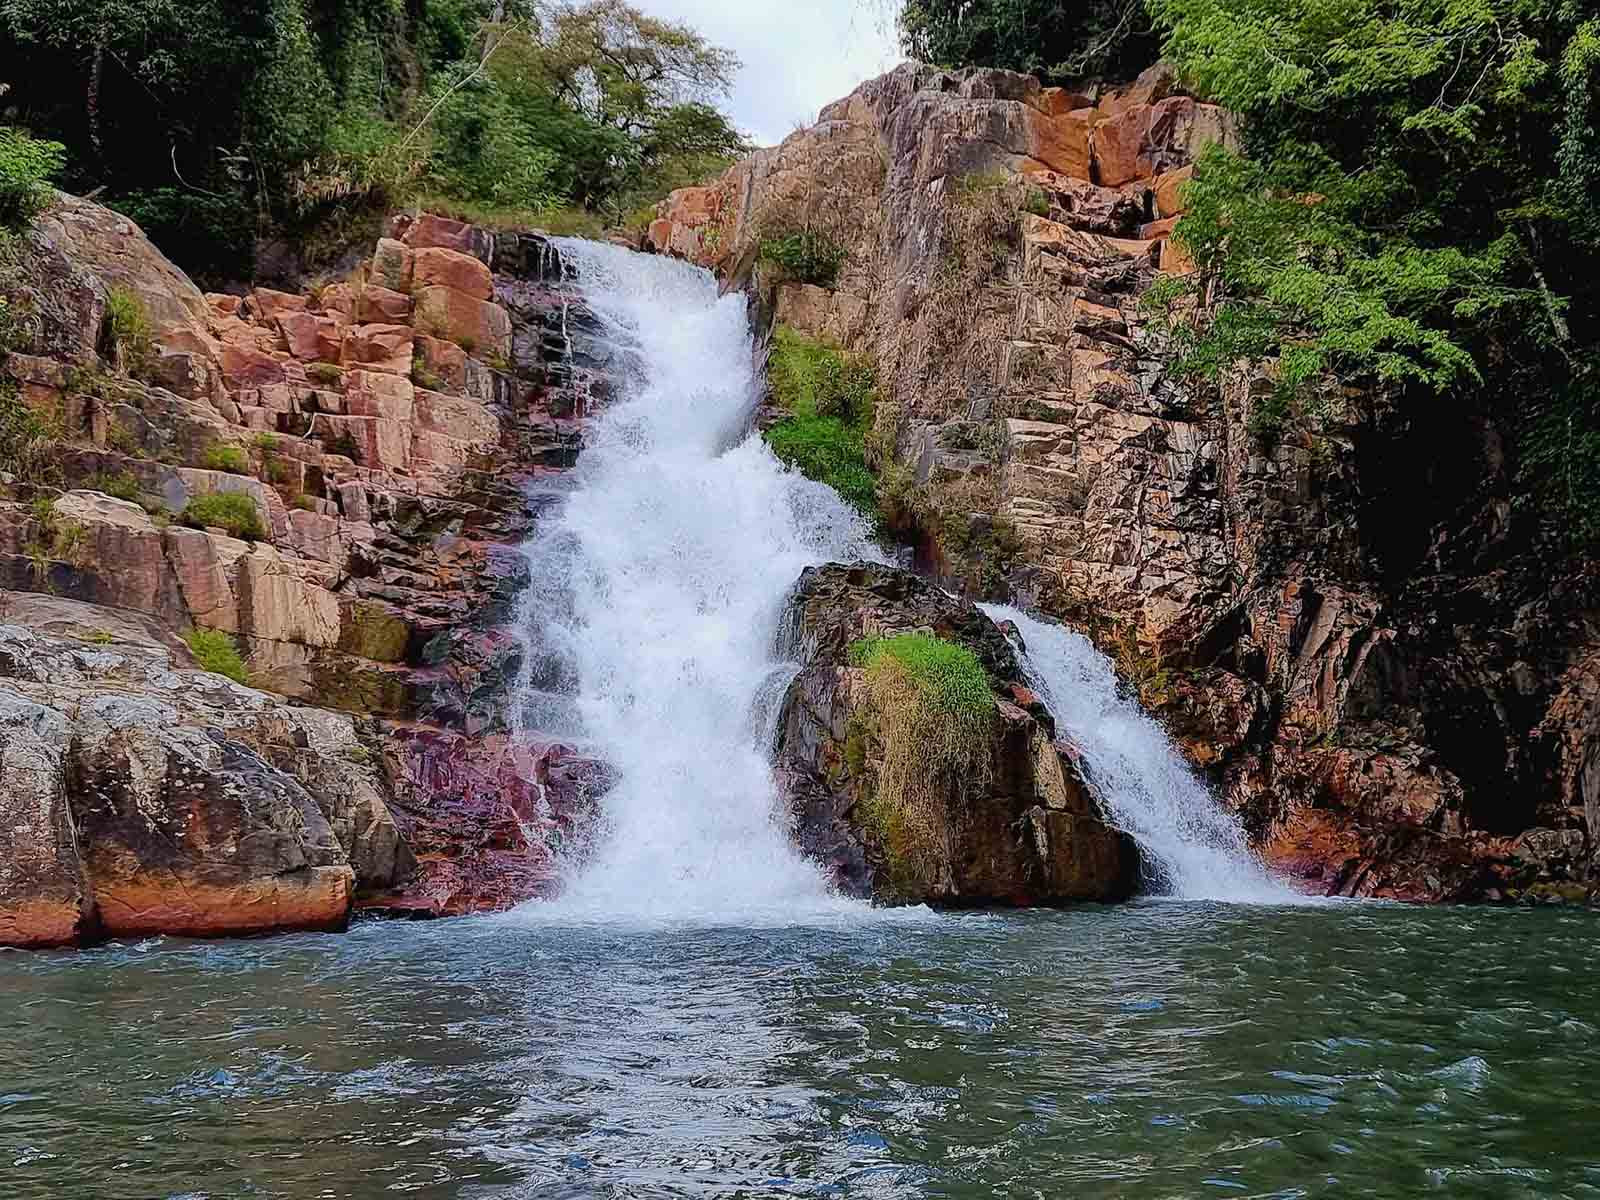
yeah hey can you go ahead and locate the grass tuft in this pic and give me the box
[184,628,249,684]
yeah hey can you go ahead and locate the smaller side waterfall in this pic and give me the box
[983,604,1296,904]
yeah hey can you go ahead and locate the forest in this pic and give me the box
[0,0,746,281]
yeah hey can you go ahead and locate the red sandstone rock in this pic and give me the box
[1153,165,1194,218]
[413,246,494,302]
[1026,106,1096,178]
[250,288,309,321]
[220,342,287,388]
[401,213,491,264]
[414,334,468,391]
[278,311,344,363]
[356,285,413,324]
[341,323,414,375]
[413,286,512,359]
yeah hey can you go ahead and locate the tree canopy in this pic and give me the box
[898,0,1160,81]
[0,0,746,282]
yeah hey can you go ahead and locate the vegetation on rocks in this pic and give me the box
[902,0,1600,545]
[899,0,1158,81]
[0,0,747,283]
[847,633,995,877]
[181,492,267,541]
[183,628,249,684]
[0,126,65,230]
[764,326,880,521]
[201,444,251,475]
[758,231,847,288]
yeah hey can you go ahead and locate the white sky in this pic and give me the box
[634,0,904,146]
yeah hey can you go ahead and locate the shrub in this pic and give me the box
[759,230,846,287]
[0,127,65,230]
[181,491,267,541]
[847,634,995,878]
[201,443,250,474]
[306,362,343,386]
[104,287,154,377]
[184,628,248,684]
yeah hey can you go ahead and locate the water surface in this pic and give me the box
[4,902,1595,1198]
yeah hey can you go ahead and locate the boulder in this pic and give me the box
[0,691,88,947]
[0,617,417,946]
[370,238,414,293]
[356,285,414,324]
[774,562,1137,905]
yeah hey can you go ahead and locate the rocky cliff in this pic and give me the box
[649,62,1599,904]
[0,197,611,945]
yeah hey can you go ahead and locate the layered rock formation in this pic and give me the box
[650,62,1599,904]
[0,198,610,944]
[776,563,1136,905]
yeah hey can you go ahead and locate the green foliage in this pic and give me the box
[1145,0,1600,537]
[181,491,267,541]
[1,1,744,281]
[201,443,250,475]
[848,634,994,720]
[411,354,446,392]
[306,362,344,386]
[184,628,249,684]
[847,632,995,882]
[764,327,880,519]
[104,287,153,377]
[0,126,65,229]
[758,231,846,287]
[899,0,1158,81]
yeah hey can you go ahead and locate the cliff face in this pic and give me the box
[649,62,1599,904]
[0,197,612,945]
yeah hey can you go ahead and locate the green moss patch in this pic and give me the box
[764,326,880,522]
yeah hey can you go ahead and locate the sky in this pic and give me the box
[632,0,905,146]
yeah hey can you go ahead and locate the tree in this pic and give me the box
[898,0,1159,81]
[1143,0,1600,540]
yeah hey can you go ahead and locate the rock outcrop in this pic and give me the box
[0,196,614,944]
[775,563,1136,905]
[650,61,1599,904]
[0,596,406,944]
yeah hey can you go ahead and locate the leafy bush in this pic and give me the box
[0,126,65,229]
[201,443,250,475]
[759,231,847,287]
[764,327,880,518]
[306,362,343,386]
[181,491,267,541]
[0,380,61,484]
[184,628,249,684]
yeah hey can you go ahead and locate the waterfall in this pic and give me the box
[982,604,1295,904]
[512,241,883,922]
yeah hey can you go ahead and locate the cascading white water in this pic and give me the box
[513,241,885,922]
[983,604,1297,904]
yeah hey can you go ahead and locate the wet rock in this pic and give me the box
[774,562,1136,906]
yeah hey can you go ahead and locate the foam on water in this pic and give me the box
[983,604,1299,904]
[509,240,885,924]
